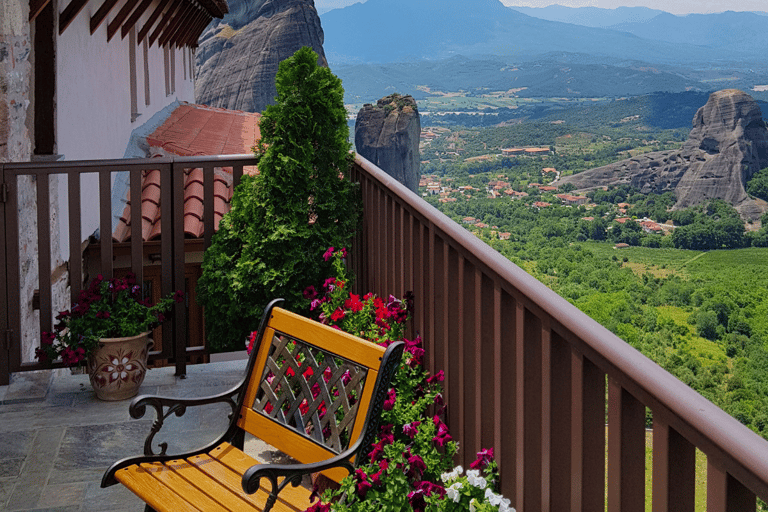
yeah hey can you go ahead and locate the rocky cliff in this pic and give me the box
[355,94,421,193]
[195,0,327,113]
[557,89,768,220]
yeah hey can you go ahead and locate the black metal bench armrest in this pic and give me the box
[129,384,243,457]
[241,448,357,512]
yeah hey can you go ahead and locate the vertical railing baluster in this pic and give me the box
[607,379,645,512]
[548,332,572,511]
[516,305,543,512]
[479,274,495,451]
[99,170,113,280]
[129,167,143,282]
[67,170,82,300]
[540,320,552,512]
[499,289,517,503]
[5,173,20,373]
[446,246,461,454]
[37,173,52,335]
[652,419,695,512]
[171,161,186,376]
[572,353,606,512]
[159,163,173,360]
[202,164,214,250]
[708,461,756,512]
[0,165,8,385]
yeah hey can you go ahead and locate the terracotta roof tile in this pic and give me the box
[113,104,261,242]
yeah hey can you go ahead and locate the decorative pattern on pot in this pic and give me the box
[88,332,153,401]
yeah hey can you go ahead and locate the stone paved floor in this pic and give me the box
[0,358,278,512]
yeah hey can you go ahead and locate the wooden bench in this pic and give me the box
[102,299,404,512]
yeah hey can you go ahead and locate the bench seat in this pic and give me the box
[114,443,312,512]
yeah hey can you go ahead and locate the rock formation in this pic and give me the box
[355,94,421,193]
[557,89,768,220]
[195,0,327,114]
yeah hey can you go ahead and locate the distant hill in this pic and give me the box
[319,0,746,66]
[607,11,768,58]
[508,5,664,27]
[335,53,706,104]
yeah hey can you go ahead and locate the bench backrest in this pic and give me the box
[236,304,402,482]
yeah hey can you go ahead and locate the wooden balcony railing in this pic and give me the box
[2,153,768,510]
[349,154,768,511]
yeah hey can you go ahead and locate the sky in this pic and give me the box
[313,0,768,16]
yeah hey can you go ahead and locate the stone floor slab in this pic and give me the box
[3,370,52,404]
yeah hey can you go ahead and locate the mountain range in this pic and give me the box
[320,0,768,66]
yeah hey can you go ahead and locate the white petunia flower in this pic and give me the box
[466,469,487,489]
[440,465,464,483]
[446,482,463,502]
[469,498,477,512]
[485,488,502,505]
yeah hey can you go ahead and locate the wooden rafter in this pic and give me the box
[90,0,120,34]
[107,0,138,41]
[186,13,211,47]
[29,0,52,22]
[137,0,170,42]
[59,0,90,34]
[175,10,205,48]
[121,0,153,40]
[160,3,194,47]
[149,0,182,46]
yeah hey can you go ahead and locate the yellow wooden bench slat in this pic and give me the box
[135,461,230,511]
[115,464,204,512]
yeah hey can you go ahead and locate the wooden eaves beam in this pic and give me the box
[121,0,153,40]
[183,12,210,47]
[149,0,182,46]
[59,0,90,34]
[90,0,120,34]
[107,0,139,40]
[158,1,193,47]
[137,0,170,42]
[175,9,205,48]
[29,0,51,22]
[167,3,202,48]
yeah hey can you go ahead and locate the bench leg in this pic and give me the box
[145,505,157,512]
[231,429,245,450]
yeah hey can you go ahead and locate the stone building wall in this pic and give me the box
[1,0,68,365]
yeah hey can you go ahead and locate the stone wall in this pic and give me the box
[1,0,68,365]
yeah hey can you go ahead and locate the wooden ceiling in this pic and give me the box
[30,0,227,47]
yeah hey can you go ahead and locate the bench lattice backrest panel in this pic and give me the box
[251,332,367,453]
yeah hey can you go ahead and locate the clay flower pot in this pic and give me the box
[87,332,153,401]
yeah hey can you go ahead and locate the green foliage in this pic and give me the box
[747,167,768,201]
[197,47,359,352]
[671,201,746,250]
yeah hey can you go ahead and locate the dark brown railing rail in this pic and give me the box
[350,154,768,512]
[3,153,768,511]
[0,155,255,381]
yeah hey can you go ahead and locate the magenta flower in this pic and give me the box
[427,370,445,383]
[303,285,318,299]
[323,247,335,261]
[383,388,396,411]
[403,421,421,439]
[470,447,495,470]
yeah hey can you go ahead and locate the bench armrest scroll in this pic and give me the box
[130,385,242,456]
[242,452,355,512]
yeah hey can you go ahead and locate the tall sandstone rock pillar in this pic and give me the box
[195,0,327,114]
[355,94,421,194]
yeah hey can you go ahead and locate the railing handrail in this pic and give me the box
[353,153,768,501]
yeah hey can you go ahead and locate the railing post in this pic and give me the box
[170,159,186,377]
[0,164,8,385]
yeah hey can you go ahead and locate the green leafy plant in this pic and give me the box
[197,47,359,352]
[35,273,182,367]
